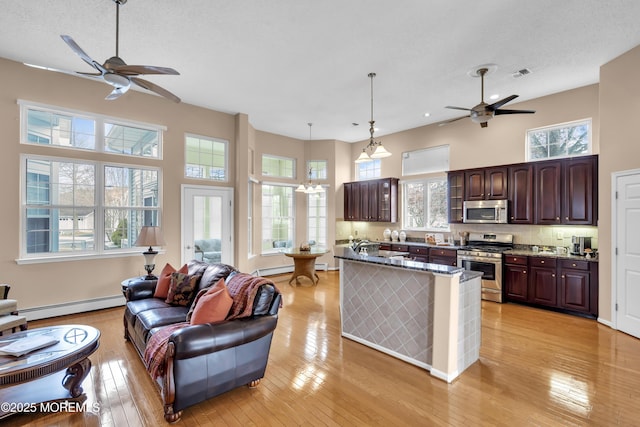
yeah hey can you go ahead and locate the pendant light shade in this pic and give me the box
[355,72,391,163]
[296,123,326,194]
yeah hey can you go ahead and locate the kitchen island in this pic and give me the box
[334,247,483,383]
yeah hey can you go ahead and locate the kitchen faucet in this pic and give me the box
[351,239,370,252]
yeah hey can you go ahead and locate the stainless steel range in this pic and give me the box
[457,232,514,303]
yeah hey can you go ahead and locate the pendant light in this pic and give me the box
[296,123,325,194]
[355,72,392,163]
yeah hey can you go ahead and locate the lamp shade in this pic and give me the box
[370,144,392,158]
[134,226,166,249]
[355,150,371,163]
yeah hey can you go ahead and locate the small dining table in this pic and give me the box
[282,248,329,286]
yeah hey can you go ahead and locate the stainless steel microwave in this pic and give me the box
[463,200,508,224]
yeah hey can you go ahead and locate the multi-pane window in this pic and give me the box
[261,184,294,253]
[526,119,591,161]
[185,134,228,181]
[403,178,448,230]
[22,155,160,258]
[262,155,295,179]
[21,101,163,158]
[307,160,327,180]
[356,159,381,180]
[308,191,327,247]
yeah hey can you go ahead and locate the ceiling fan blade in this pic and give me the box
[105,85,130,101]
[60,35,106,74]
[113,65,180,76]
[445,106,472,111]
[438,115,469,126]
[494,108,536,115]
[131,77,181,103]
[489,94,518,110]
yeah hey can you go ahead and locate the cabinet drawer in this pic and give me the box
[409,246,429,255]
[430,248,456,258]
[391,244,409,252]
[379,243,391,251]
[529,257,556,268]
[505,255,527,265]
[559,259,590,271]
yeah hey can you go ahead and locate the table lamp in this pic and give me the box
[134,226,166,279]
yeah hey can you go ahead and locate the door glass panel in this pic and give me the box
[192,195,223,264]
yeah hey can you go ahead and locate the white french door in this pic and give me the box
[614,170,640,339]
[181,185,233,266]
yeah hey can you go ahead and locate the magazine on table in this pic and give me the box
[0,335,59,357]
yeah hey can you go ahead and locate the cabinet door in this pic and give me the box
[429,255,458,266]
[359,182,371,220]
[530,266,558,306]
[465,169,485,200]
[508,164,533,224]
[560,268,590,313]
[344,182,361,220]
[485,167,508,199]
[378,179,392,222]
[563,156,596,225]
[505,264,529,302]
[534,160,562,224]
[447,172,464,223]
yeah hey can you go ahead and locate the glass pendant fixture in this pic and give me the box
[296,123,325,194]
[355,72,391,163]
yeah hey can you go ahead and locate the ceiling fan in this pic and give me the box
[443,66,534,128]
[60,0,180,102]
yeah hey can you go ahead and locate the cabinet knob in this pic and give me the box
[562,275,565,279]
[541,260,545,264]
[572,263,577,267]
[566,217,569,220]
[511,216,514,220]
[524,270,527,274]
[556,217,560,220]
[552,274,555,278]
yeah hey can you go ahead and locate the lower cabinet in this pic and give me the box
[504,255,598,317]
[409,245,429,263]
[428,248,458,266]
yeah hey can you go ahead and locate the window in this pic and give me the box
[307,160,327,180]
[185,134,228,181]
[262,155,295,179]
[356,158,381,180]
[308,191,327,247]
[526,119,591,161]
[22,155,160,259]
[403,178,448,231]
[402,145,449,176]
[261,184,294,253]
[21,101,163,158]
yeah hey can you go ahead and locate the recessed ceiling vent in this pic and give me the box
[512,68,532,78]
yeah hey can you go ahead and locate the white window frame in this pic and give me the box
[260,183,296,255]
[262,154,296,179]
[356,158,381,180]
[184,133,229,182]
[307,160,328,180]
[19,100,165,159]
[19,154,162,263]
[526,118,592,161]
[402,176,449,232]
[307,190,327,247]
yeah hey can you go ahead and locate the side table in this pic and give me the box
[282,248,329,286]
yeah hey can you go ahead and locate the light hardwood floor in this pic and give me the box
[3,270,640,426]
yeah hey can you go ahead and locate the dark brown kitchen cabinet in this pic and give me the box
[508,163,534,224]
[534,161,562,224]
[409,246,429,263]
[447,171,464,223]
[504,256,529,301]
[344,178,398,222]
[429,248,458,266]
[464,167,508,201]
[559,259,594,314]
[529,257,558,306]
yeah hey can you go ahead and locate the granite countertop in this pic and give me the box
[334,246,465,276]
[504,249,598,262]
[370,239,465,250]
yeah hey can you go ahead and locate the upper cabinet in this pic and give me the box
[344,178,398,222]
[464,167,508,201]
[508,163,534,224]
[447,171,464,223]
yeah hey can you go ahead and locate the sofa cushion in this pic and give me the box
[198,263,238,293]
[154,263,188,299]
[165,273,200,306]
[226,273,278,320]
[189,279,233,325]
[135,306,189,343]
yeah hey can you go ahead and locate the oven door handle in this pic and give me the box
[458,255,502,264]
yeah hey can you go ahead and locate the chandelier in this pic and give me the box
[296,123,325,194]
[355,72,392,163]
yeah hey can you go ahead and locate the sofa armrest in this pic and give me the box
[169,315,278,360]
[125,278,158,301]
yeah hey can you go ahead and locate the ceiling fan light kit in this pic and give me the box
[445,64,535,128]
[59,0,180,103]
[355,72,392,164]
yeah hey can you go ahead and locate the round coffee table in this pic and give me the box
[282,248,329,286]
[0,324,100,419]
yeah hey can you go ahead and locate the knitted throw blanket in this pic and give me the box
[226,273,281,320]
[143,322,189,379]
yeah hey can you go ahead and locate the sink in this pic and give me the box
[375,250,410,258]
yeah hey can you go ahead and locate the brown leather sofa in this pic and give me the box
[123,260,281,422]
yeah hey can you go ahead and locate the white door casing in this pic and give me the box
[181,185,234,266]
[613,170,640,339]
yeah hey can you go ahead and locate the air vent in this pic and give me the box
[512,68,532,78]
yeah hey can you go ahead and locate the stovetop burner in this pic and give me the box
[457,232,514,258]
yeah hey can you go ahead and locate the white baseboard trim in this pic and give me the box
[429,367,459,383]
[20,295,126,321]
[597,317,614,329]
[254,263,329,277]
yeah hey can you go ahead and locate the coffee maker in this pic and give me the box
[571,236,592,255]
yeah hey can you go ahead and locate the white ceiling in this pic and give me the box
[2,0,640,142]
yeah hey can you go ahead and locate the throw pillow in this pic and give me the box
[154,263,188,299]
[189,278,233,325]
[165,272,200,306]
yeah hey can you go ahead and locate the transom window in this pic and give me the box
[356,158,381,180]
[20,100,163,158]
[526,119,591,161]
[307,160,327,180]
[22,155,160,259]
[262,155,295,179]
[185,134,228,181]
[402,178,448,231]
